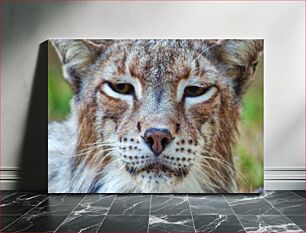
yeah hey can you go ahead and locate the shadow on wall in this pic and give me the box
[17,41,48,191]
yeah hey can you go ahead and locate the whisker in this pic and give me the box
[78,145,118,154]
[201,160,227,180]
[188,171,203,192]
[192,165,219,191]
[84,141,117,146]
[198,162,228,188]
[94,152,116,165]
[67,146,119,158]
[191,41,222,66]
[198,151,249,186]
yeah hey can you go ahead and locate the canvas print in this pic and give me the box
[48,39,263,193]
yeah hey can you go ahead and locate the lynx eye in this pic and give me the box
[184,86,209,97]
[108,82,134,95]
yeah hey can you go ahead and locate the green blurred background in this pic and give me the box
[48,41,263,193]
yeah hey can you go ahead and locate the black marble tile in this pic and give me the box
[28,194,85,216]
[73,194,115,215]
[0,191,304,232]
[0,215,22,230]
[225,194,280,215]
[56,214,105,232]
[54,195,114,232]
[98,215,149,232]
[238,215,303,232]
[286,215,305,230]
[48,194,86,205]
[189,195,234,215]
[265,191,304,215]
[149,215,194,232]
[151,195,191,216]
[0,191,16,201]
[108,195,150,215]
[0,192,49,216]
[1,214,67,232]
[1,195,85,231]
[291,190,305,199]
[193,215,245,232]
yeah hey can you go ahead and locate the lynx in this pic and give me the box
[48,39,263,193]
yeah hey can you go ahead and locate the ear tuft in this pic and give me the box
[50,39,108,92]
[209,39,263,96]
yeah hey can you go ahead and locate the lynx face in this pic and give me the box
[51,39,263,193]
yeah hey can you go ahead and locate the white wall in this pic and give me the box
[1,1,304,190]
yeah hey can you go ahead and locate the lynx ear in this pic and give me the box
[208,39,263,96]
[51,39,107,92]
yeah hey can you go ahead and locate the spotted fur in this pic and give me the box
[48,39,263,193]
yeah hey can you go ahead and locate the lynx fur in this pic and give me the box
[48,39,263,193]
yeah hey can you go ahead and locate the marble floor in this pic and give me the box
[0,190,304,232]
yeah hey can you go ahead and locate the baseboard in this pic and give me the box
[0,167,305,190]
[0,168,20,190]
[264,180,305,190]
[264,167,305,190]
[0,180,19,190]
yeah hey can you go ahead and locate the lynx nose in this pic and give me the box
[143,128,173,156]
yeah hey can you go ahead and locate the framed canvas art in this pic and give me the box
[48,39,263,193]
